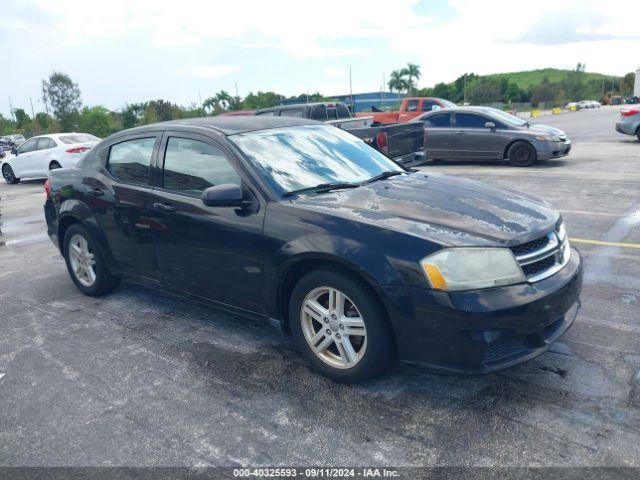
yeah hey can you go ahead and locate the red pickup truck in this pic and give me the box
[357,97,456,125]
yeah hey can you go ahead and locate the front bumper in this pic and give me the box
[382,248,583,373]
[536,139,571,160]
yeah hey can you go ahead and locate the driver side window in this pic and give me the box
[17,138,38,154]
[162,137,241,196]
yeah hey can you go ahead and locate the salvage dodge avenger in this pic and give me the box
[44,116,582,382]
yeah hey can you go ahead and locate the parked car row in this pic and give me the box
[44,116,583,382]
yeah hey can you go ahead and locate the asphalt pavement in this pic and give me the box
[0,106,639,468]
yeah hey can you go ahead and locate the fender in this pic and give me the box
[265,233,401,319]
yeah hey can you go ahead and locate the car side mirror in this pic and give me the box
[485,121,496,131]
[202,183,244,207]
[12,147,18,155]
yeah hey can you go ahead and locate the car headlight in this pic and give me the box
[420,248,525,291]
[535,134,561,142]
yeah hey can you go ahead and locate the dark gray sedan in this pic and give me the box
[414,107,571,166]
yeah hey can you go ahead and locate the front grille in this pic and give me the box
[510,225,570,283]
[522,255,556,276]
[510,235,551,257]
[483,337,528,364]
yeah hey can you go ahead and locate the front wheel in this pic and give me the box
[2,164,19,184]
[507,141,537,167]
[289,269,395,383]
[63,224,121,296]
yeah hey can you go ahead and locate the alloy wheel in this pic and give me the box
[2,165,14,183]
[68,233,97,287]
[300,286,367,369]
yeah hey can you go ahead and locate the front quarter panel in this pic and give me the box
[263,201,436,318]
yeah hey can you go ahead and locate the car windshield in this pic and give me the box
[482,108,528,127]
[230,125,405,195]
[59,134,100,144]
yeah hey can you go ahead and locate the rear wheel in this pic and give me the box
[49,161,62,170]
[63,224,121,296]
[289,268,395,383]
[636,127,640,142]
[2,164,19,184]
[507,141,537,167]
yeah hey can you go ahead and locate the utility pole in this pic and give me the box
[29,97,36,118]
[8,97,15,121]
[235,82,239,99]
[198,91,202,116]
[42,83,49,116]
[382,73,386,109]
[349,66,353,114]
[463,74,467,105]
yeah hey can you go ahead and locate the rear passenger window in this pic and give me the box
[107,138,155,185]
[424,114,451,128]
[163,138,241,195]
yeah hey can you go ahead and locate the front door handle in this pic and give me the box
[455,130,466,135]
[153,202,176,213]
[87,187,104,197]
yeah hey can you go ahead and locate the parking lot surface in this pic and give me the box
[1,106,639,467]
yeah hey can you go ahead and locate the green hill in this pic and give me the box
[481,68,618,91]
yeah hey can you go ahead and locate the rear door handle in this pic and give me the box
[88,188,104,197]
[455,130,466,135]
[153,202,176,213]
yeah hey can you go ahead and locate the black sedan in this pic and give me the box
[44,116,582,382]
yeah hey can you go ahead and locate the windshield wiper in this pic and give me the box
[282,182,359,197]
[362,170,404,185]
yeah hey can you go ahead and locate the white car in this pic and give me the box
[1,133,100,184]
[578,100,601,109]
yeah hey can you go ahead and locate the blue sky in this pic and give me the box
[1,0,638,117]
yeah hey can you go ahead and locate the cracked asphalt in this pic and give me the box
[0,106,639,467]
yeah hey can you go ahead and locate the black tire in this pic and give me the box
[636,127,640,142]
[289,268,395,383]
[63,223,121,296]
[2,164,19,184]
[507,141,537,167]
[49,161,62,170]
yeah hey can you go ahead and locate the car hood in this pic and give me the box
[526,123,567,138]
[292,172,559,247]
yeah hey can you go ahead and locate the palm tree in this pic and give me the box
[400,63,421,96]
[388,70,408,93]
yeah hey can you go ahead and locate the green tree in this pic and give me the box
[0,114,17,135]
[240,91,283,110]
[78,106,114,138]
[504,82,525,103]
[467,81,502,104]
[388,70,408,93]
[35,112,51,130]
[14,108,30,129]
[42,72,82,131]
[620,72,636,95]
[145,99,175,122]
[400,63,421,95]
[121,103,146,129]
[530,77,563,105]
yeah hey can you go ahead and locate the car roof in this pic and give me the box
[416,106,499,118]
[126,116,323,135]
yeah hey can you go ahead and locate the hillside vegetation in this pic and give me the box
[417,65,634,106]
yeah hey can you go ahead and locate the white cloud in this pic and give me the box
[324,67,345,78]
[187,65,240,80]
